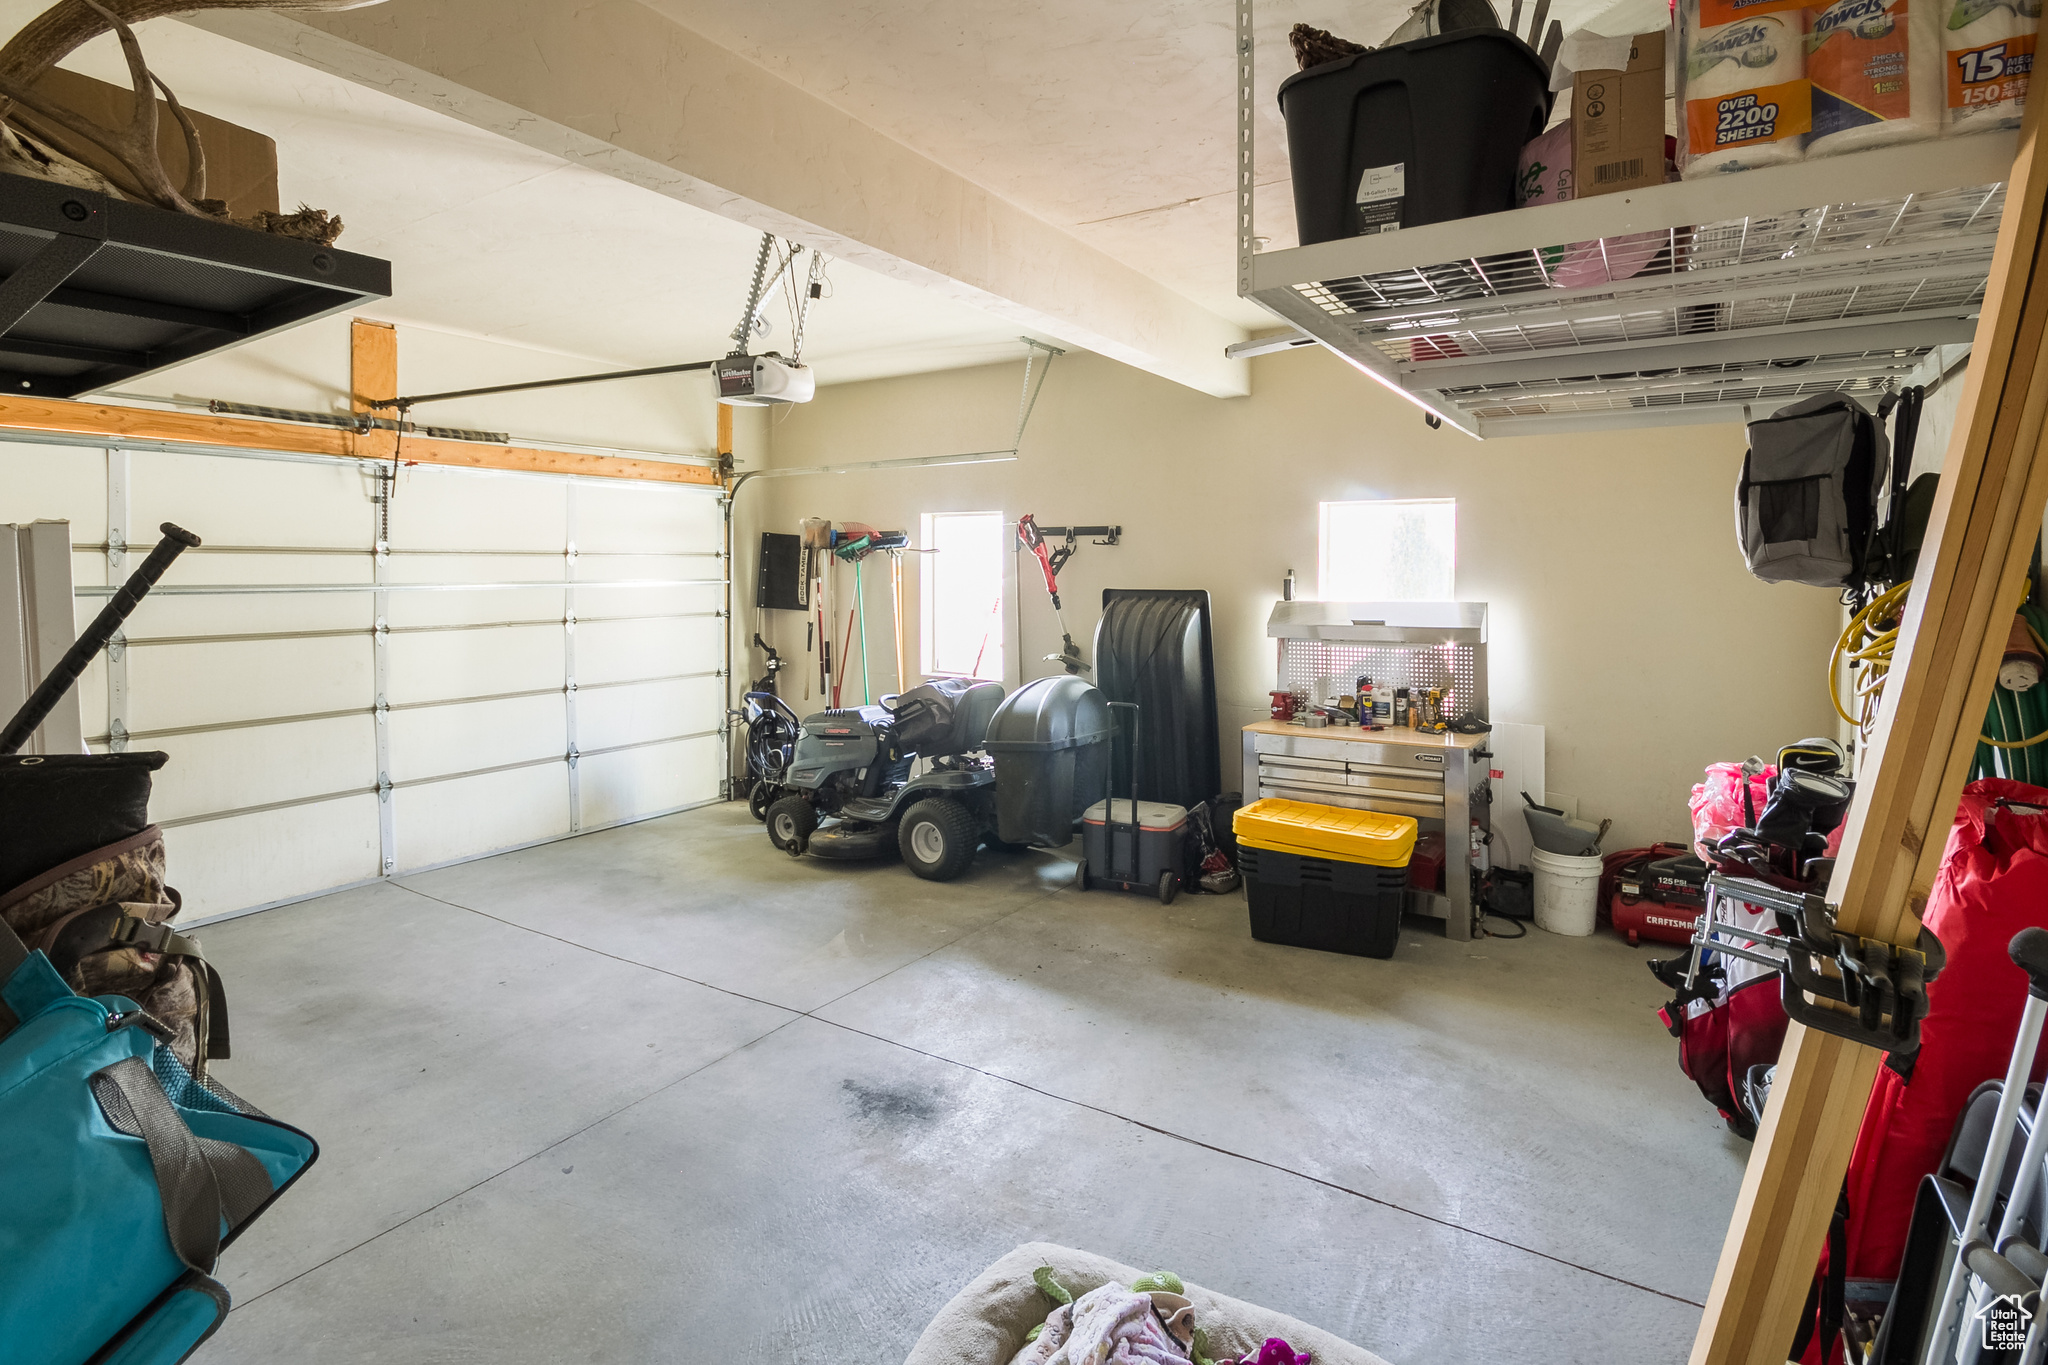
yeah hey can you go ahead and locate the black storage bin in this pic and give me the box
[1241,843,1409,959]
[1278,30,1553,246]
[0,751,167,894]
[985,676,1111,848]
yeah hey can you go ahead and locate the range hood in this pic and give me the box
[1266,600,1488,645]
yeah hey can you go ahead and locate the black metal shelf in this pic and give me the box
[0,171,391,398]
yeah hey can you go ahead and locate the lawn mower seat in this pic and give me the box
[891,679,1006,758]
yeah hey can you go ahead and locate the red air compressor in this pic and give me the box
[1605,845,1708,947]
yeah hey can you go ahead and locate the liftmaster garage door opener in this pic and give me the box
[713,352,815,407]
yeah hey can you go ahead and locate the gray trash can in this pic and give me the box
[985,676,1111,847]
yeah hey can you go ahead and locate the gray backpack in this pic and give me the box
[1737,393,1890,589]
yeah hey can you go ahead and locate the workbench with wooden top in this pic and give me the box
[1241,720,1492,941]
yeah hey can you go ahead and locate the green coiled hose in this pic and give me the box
[1973,602,2048,784]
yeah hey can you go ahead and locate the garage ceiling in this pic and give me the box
[650,0,1617,328]
[19,9,1031,389]
[1,0,1626,393]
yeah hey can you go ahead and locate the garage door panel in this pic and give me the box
[388,694,566,782]
[385,586,566,631]
[0,442,106,534]
[143,716,375,823]
[576,675,720,752]
[386,624,562,704]
[134,451,370,549]
[394,763,570,870]
[118,589,372,640]
[397,467,566,550]
[107,545,373,641]
[129,637,371,731]
[153,550,372,589]
[577,616,720,684]
[574,480,720,549]
[578,551,719,582]
[383,552,567,633]
[572,582,720,623]
[168,795,381,922]
[385,551,561,578]
[580,733,719,828]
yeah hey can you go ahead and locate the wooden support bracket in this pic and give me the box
[350,317,399,463]
[1690,99,2048,1364]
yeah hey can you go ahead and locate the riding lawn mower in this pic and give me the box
[764,674,1110,882]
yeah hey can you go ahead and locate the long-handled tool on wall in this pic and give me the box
[800,519,832,703]
[1017,515,1119,677]
[825,524,909,706]
[890,551,906,697]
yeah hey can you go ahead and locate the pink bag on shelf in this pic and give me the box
[1514,126,1682,290]
[1690,763,1778,859]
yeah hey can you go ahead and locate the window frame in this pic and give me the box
[1317,497,1457,602]
[918,509,1008,682]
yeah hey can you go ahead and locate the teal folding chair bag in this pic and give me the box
[0,917,315,1365]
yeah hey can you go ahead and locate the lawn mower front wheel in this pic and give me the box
[766,796,816,854]
[897,798,978,882]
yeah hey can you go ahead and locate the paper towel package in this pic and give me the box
[1806,0,1943,155]
[1944,0,2038,134]
[1682,0,1812,174]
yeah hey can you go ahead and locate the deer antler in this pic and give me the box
[0,0,191,210]
[0,0,388,90]
[151,71,202,199]
[0,0,384,233]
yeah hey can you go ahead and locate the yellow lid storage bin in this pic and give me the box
[1233,798,1418,867]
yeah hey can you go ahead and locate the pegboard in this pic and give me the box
[1277,639,1485,720]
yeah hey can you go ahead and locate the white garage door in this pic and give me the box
[3,436,726,921]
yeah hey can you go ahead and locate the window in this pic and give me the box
[920,511,1006,680]
[1319,499,1455,601]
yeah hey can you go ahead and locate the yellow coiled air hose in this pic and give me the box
[1832,582,2048,779]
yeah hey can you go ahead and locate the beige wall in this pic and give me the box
[740,345,1845,854]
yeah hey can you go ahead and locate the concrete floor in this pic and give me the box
[193,803,1749,1365]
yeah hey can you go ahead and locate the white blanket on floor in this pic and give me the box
[902,1242,1389,1365]
[1008,1281,1196,1364]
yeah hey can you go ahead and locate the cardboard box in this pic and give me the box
[1572,30,1665,198]
[22,68,279,220]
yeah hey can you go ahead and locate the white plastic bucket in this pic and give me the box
[1531,848,1603,937]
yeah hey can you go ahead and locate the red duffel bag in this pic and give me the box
[1797,779,2048,1360]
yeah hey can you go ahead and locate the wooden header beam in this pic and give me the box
[0,321,718,488]
[0,392,352,458]
[1691,99,2048,1363]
